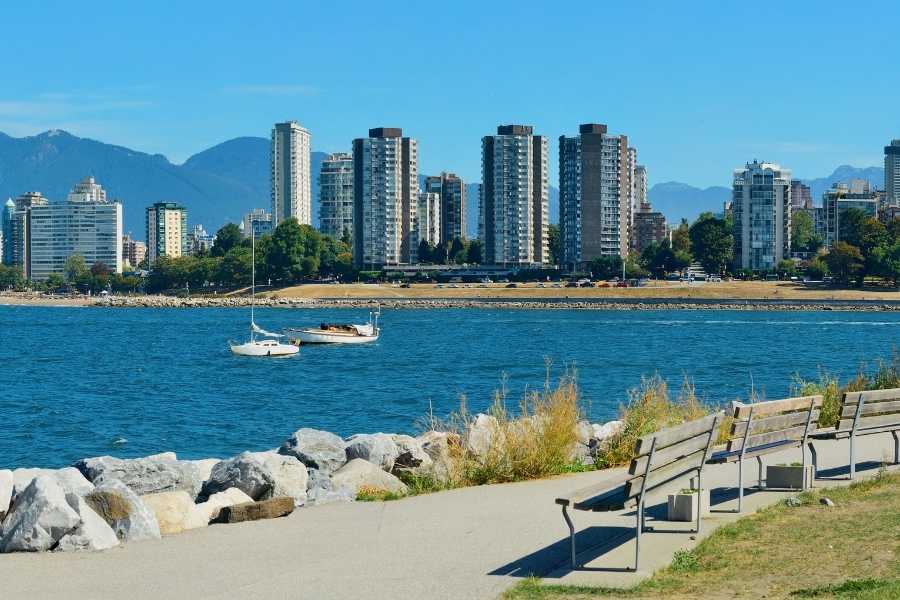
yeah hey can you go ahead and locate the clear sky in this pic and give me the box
[3,0,898,188]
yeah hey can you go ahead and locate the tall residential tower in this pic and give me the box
[146,202,188,262]
[886,139,900,206]
[319,152,354,240]
[731,161,791,271]
[424,172,466,245]
[480,125,548,266]
[271,121,312,226]
[352,128,419,268]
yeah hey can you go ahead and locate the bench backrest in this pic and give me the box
[726,395,823,454]
[624,412,723,502]
[838,388,900,432]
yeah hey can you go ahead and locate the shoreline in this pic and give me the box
[3,293,900,311]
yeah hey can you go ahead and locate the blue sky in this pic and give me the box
[3,0,898,188]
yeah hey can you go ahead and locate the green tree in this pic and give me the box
[218,247,252,286]
[417,240,435,264]
[319,235,352,278]
[466,239,483,264]
[340,228,353,250]
[267,219,322,283]
[776,259,796,278]
[825,242,864,286]
[671,219,692,255]
[589,256,623,280]
[805,257,829,281]
[45,273,65,290]
[212,223,243,257]
[689,214,733,275]
[547,224,560,265]
[450,237,468,264]
[0,265,25,289]
[871,241,900,286]
[791,210,823,254]
[64,254,88,282]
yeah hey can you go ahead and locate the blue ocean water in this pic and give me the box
[1,305,898,469]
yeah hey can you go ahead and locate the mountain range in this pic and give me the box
[0,130,886,238]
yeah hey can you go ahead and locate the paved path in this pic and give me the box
[1,432,896,600]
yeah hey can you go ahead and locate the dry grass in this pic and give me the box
[504,470,900,600]
[594,376,711,469]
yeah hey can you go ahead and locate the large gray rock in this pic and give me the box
[55,493,119,552]
[140,491,199,535]
[391,435,433,472]
[199,453,275,502]
[193,488,254,524]
[12,467,94,500]
[0,469,12,519]
[73,455,202,498]
[0,476,81,552]
[417,431,460,484]
[279,428,347,475]
[575,420,593,446]
[345,433,399,472]
[331,459,408,497]
[89,479,161,542]
[466,413,503,460]
[591,420,623,444]
[188,458,221,485]
[247,451,308,506]
[305,469,354,506]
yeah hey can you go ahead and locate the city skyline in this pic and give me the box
[2,1,898,190]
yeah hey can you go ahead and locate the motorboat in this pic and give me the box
[286,308,380,345]
[229,228,298,357]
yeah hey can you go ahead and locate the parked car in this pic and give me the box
[505,283,518,288]
[616,281,628,288]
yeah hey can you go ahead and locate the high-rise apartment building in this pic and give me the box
[318,152,354,240]
[271,121,312,226]
[188,224,213,255]
[424,172,466,244]
[632,208,667,255]
[790,180,812,210]
[122,234,147,269]
[146,202,188,262]
[352,128,419,268]
[559,124,630,268]
[28,180,122,280]
[480,125,549,266]
[415,191,441,249]
[633,165,648,211]
[886,139,900,205]
[731,161,792,271]
[823,181,879,248]
[1,198,13,265]
[242,208,273,239]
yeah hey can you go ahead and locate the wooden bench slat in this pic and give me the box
[555,472,630,508]
[838,413,900,432]
[708,438,798,463]
[841,399,900,419]
[731,410,820,437]
[634,413,720,456]
[732,395,822,420]
[728,424,812,452]
[628,432,711,476]
[845,389,900,405]
[624,448,707,500]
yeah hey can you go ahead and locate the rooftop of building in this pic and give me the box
[496,124,533,136]
[368,127,403,138]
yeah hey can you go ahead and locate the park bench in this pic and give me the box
[809,388,900,479]
[555,412,723,571]
[707,395,823,512]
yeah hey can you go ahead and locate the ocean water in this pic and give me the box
[1,305,899,469]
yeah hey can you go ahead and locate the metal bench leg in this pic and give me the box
[850,433,856,480]
[695,471,702,534]
[562,505,576,568]
[893,431,900,464]
[757,456,764,488]
[634,498,643,572]
[737,458,744,513]
[808,442,818,481]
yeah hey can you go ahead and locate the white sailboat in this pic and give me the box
[286,308,380,345]
[229,229,299,357]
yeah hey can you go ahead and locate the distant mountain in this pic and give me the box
[648,182,732,224]
[798,165,885,201]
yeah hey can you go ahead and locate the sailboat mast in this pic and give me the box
[250,225,255,337]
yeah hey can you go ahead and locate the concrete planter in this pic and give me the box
[667,488,710,522]
[766,465,813,490]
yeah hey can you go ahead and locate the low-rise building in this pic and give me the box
[122,234,147,269]
[823,181,879,247]
[189,224,214,254]
[242,208,273,239]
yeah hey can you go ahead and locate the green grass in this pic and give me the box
[503,471,900,600]
[355,486,405,502]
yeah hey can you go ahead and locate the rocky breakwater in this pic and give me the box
[0,417,622,554]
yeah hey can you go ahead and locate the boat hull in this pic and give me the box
[230,341,299,356]
[290,329,379,344]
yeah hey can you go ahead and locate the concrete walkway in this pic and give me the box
[1,432,896,600]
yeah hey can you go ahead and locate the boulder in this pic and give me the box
[0,476,81,552]
[591,421,623,444]
[390,435,433,472]
[187,458,220,485]
[574,420,593,446]
[331,458,408,497]
[198,453,275,502]
[55,493,120,552]
[0,469,12,520]
[73,455,202,498]
[216,497,294,523]
[344,433,399,472]
[417,431,460,484]
[278,428,347,475]
[11,467,94,500]
[88,479,161,542]
[248,452,308,506]
[305,469,354,506]
[466,413,502,460]
[140,491,198,535]
[193,488,254,524]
